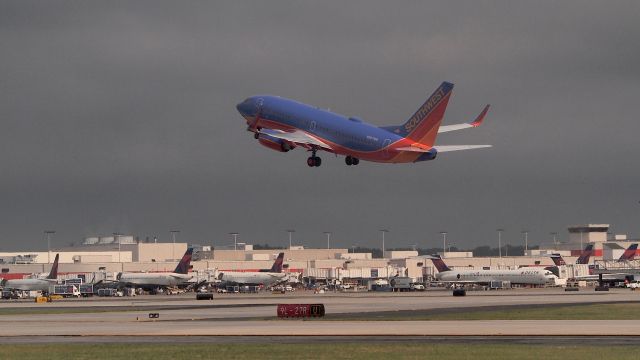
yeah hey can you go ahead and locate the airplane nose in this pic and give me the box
[236,100,251,116]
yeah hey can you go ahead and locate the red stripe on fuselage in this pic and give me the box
[248,117,425,163]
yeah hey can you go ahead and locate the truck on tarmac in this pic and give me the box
[97,288,123,297]
[49,285,81,298]
[389,277,413,292]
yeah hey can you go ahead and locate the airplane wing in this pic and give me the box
[438,104,490,133]
[396,145,491,152]
[260,128,333,150]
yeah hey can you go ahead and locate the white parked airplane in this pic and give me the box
[117,248,193,290]
[428,255,557,285]
[1,254,60,292]
[218,252,287,286]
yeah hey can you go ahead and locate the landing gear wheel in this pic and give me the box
[254,133,259,139]
[307,156,322,167]
[345,156,359,166]
[345,156,353,166]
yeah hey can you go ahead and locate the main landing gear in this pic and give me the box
[345,156,360,166]
[307,149,321,167]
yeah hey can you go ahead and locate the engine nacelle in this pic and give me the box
[258,134,295,152]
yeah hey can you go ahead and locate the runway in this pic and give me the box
[3,336,640,346]
[1,288,639,342]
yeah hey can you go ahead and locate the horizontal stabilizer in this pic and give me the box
[395,146,432,153]
[434,145,492,152]
[438,104,490,133]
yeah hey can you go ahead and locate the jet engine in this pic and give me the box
[257,133,295,152]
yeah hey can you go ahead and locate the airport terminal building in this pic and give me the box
[1,224,638,286]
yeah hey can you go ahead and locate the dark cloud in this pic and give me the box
[1,1,639,251]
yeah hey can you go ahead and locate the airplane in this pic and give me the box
[236,82,491,167]
[217,252,288,286]
[551,244,638,284]
[550,244,595,266]
[116,248,194,290]
[1,254,60,292]
[428,255,557,286]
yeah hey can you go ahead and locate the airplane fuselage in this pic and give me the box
[436,268,556,285]
[118,272,192,287]
[3,278,57,292]
[219,271,287,286]
[238,96,430,163]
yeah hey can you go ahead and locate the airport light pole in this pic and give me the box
[379,229,389,258]
[522,230,529,256]
[550,232,558,249]
[229,232,239,251]
[113,232,121,263]
[323,232,331,249]
[44,230,55,264]
[170,230,180,261]
[286,229,295,249]
[440,232,447,258]
[497,229,504,258]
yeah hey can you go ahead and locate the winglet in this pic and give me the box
[470,104,490,127]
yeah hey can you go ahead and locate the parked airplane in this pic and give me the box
[567,244,639,284]
[550,244,595,266]
[218,252,287,286]
[1,254,59,292]
[116,248,193,290]
[236,82,491,167]
[428,255,557,285]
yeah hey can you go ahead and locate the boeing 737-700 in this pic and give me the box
[236,82,491,167]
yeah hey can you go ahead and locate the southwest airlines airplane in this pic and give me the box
[236,82,491,167]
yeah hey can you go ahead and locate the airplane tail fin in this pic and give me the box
[173,248,194,274]
[619,244,638,261]
[47,254,60,279]
[429,255,451,273]
[550,254,566,266]
[270,252,285,273]
[385,82,454,146]
[576,244,594,264]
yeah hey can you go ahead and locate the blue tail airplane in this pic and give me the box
[236,82,491,167]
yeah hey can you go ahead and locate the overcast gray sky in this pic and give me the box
[1,1,639,251]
